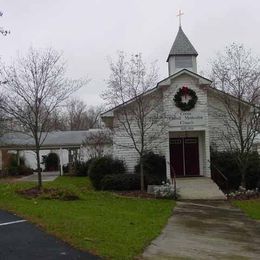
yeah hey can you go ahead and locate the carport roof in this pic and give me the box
[0,129,110,150]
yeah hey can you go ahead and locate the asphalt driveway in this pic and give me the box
[0,210,100,260]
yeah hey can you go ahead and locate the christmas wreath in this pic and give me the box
[174,86,198,111]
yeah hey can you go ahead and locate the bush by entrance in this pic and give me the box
[135,152,166,186]
[210,150,260,190]
[44,153,59,171]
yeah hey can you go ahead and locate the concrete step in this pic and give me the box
[176,177,226,200]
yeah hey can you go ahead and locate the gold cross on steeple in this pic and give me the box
[177,10,184,27]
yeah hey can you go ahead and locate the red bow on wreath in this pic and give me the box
[181,86,189,98]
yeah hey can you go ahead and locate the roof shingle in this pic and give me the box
[0,129,111,149]
[167,27,198,61]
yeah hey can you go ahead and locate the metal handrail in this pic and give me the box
[209,160,229,192]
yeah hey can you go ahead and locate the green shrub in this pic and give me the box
[17,165,33,176]
[62,164,69,174]
[135,152,166,185]
[7,165,33,176]
[62,159,95,176]
[245,152,260,189]
[75,161,88,176]
[101,174,140,191]
[211,150,260,190]
[8,166,18,176]
[210,150,240,190]
[257,179,260,190]
[88,156,126,190]
[45,152,59,171]
[10,154,18,168]
[75,158,96,176]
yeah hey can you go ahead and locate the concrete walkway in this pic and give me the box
[142,201,260,259]
[176,177,226,200]
[18,171,60,182]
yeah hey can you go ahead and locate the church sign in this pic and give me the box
[167,112,206,127]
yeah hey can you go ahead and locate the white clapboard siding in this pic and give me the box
[108,72,250,178]
[207,90,251,152]
[112,73,211,176]
[162,74,210,177]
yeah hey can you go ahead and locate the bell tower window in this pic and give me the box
[175,56,192,68]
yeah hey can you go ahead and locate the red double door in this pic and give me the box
[170,137,200,177]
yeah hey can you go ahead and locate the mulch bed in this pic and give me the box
[16,187,47,198]
[115,190,156,199]
[16,187,79,201]
[227,193,260,200]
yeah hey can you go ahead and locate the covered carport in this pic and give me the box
[0,130,101,175]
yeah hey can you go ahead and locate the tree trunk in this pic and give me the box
[140,156,145,191]
[36,148,42,189]
[239,156,247,188]
[240,167,246,188]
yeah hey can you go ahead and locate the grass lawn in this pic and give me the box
[233,199,260,220]
[0,176,174,259]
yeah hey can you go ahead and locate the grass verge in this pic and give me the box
[233,199,260,220]
[0,176,174,259]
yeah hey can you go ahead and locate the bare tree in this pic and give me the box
[46,108,67,131]
[0,11,10,36]
[0,9,9,125]
[211,43,260,187]
[41,98,103,131]
[66,98,87,130]
[0,47,87,188]
[102,52,165,191]
[64,98,103,130]
[82,129,112,158]
[85,105,103,129]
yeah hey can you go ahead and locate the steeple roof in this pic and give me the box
[167,26,198,61]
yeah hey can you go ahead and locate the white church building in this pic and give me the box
[101,26,243,183]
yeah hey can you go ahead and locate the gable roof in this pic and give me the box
[101,69,212,117]
[167,27,198,61]
[158,68,212,87]
[101,67,256,120]
[0,129,111,150]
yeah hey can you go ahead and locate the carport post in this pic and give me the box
[16,150,20,166]
[59,147,63,176]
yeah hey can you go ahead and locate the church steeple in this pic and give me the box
[167,26,198,75]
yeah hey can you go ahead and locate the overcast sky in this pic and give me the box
[1,0,260,106]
